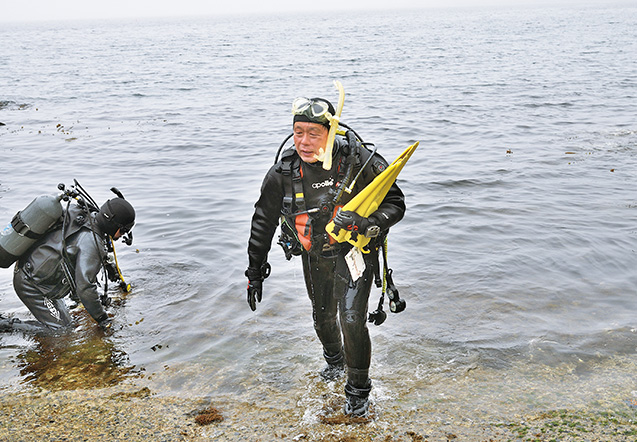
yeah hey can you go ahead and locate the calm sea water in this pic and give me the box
[0,2,636,423]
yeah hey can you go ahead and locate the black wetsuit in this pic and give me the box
[248,136,405,392]
[13,205,109,330]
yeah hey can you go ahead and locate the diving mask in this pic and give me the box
[291,97,334,126]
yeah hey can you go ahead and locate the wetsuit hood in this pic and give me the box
[96,197,135,237]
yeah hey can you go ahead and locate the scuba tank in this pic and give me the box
[0,194,63,268]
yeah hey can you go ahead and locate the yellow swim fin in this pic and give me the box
[326,141,419,249]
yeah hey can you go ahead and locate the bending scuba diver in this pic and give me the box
[1,181,135,332]
[246,84,406,417]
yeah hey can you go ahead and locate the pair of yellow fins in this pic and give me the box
[326,140,419,250]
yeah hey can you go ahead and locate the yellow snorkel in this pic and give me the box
[314,80,345,170]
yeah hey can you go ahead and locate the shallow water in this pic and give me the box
[0,2,636,424]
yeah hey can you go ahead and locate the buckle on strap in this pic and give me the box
[11,212,40,239]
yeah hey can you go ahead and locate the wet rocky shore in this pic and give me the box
[1,383,635,442]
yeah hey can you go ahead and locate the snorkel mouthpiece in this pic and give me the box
[122,231,133,246]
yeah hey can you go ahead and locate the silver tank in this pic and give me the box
[0,194,63,268]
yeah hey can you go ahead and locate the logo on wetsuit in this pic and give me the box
[311,178,334,189]
[44,297,61,321]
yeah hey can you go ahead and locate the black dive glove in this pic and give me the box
[245,263,271,312]
[332,211,380,238]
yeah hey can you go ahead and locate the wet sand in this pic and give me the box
[1,383,635,442]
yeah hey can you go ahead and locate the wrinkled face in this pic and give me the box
[293,121,329,164]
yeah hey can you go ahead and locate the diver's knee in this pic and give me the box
[313,316,339,335]
[342,309,366,327]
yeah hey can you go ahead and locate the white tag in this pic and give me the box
[345,247,366,281]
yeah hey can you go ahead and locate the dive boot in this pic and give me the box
[320,349,345,381]
[344,379,372,417]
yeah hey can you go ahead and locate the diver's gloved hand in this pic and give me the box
[245,263,271,312]
[246,279,262,312]
[333,210,374,233]
[333,210,371,232]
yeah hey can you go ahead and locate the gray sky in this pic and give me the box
[1,0,613,23]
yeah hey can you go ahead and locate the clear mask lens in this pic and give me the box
[310,101,329,118]
[292,97,311,114]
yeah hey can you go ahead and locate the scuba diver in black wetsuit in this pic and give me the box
[246,93,405,417]
[1,182,135,332]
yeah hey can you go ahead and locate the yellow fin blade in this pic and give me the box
[326,141,419,248]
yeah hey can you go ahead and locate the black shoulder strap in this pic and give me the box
[280,152,306,216]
